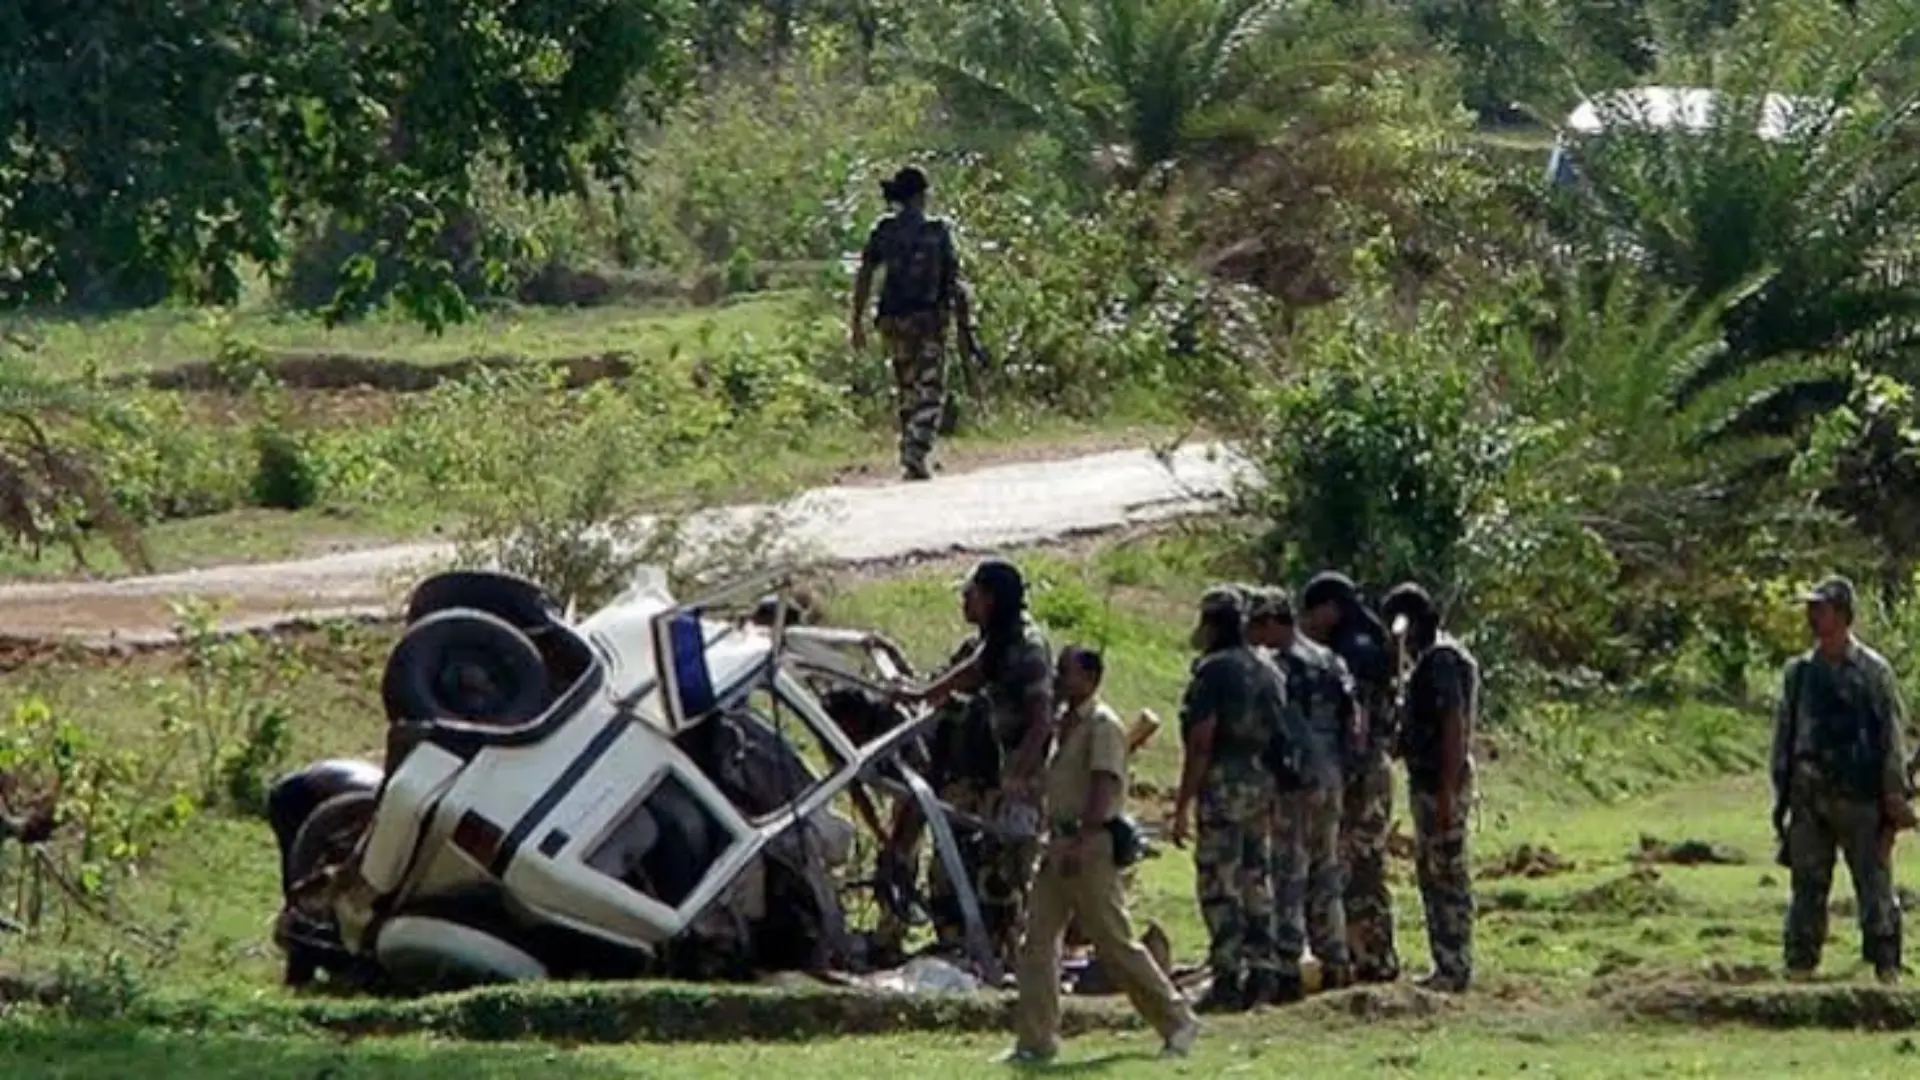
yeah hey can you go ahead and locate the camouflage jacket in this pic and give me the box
[1771,638,1911,803]
[1182,645,1289,782]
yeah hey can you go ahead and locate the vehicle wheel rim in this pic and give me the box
[436,649,511,715]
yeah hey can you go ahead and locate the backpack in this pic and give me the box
[877,214,953,316]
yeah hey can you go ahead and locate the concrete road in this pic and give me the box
[0,444,1248,644]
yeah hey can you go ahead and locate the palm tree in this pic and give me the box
[1545,1,1920,446]
[917,0,1386,183]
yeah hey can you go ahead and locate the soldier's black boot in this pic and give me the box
[1356,960,1401,984]
[1269,972,1305,1005]
[1196,972,1244,1013]
[1321,963,1354,992]
[1241,970,1277,1009]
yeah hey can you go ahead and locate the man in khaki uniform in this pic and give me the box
[1007,646,1200,1064]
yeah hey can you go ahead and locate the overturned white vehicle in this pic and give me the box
[267,568,999,992]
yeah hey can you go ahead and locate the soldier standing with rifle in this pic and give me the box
[848,166,982,481]
[1771,576,1917,984]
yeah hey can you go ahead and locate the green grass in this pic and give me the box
[2,532,1907,1075]
[13,1007,1920,1078]
[18,293,805,379]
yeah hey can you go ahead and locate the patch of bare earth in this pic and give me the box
[1631,833,1749,867]
[1478,842,1577,881]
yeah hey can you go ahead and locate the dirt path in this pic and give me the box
[0,443,1245,645]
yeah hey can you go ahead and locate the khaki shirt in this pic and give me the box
[1047,697,1129,829]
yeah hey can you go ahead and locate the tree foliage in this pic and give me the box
[0,0,684,327]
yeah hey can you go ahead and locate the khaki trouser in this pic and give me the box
[1014,829,1193,1054]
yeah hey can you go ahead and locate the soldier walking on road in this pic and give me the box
[1170,587,1288,1011]
[1006,646,1200,1064]
[1246,588,1356,1000]
[1772,576,1917,984]
[1380,583,1478,994]
[890,558,1053,975]
[1299,571,1401,984]
[848,166,978,481]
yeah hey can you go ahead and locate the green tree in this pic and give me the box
[0,0,684,328]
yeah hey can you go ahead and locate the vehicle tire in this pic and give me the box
[267,758,384,892]
[381,607,553,728]
[373,914,549,991]
[403,570,564,631]
[286,791,378,891]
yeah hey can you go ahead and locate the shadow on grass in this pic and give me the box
[0,1021,582,1080]
[105,979,1143,1045]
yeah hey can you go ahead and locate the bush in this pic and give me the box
[1237,256,1511,598]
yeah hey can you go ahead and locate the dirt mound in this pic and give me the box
[135,351,637,394]
[1633,834,1748,867]
[1479,842,1576,880]
[1296,983,1461,1023]
[1608,980,1920,1030]
[1564,866,1685,917]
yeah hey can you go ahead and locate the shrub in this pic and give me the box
[1237,256,1511,597]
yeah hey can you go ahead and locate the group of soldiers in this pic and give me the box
[1167,573,1480,1010]
[873,557,1481,1026]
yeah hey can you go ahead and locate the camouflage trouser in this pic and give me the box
[1272,786,1349,978]
[878,312,946,474]
[926,784,1036,972]
[1196,772,1276,985]
[1342,748,1399,980]
[1784,778,1901,972]
[1409,782,1474,986]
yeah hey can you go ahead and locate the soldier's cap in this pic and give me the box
[882,166,929,200]
[1198,585,1248,619]
[1246,586,1293,623]
[1299,570,1359,612]
[1802,575,1856,614]
[1379,581,1436,625]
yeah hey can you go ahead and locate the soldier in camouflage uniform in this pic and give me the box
[1171,587,1289,1011]
[1246,588,1356,1001]
[849,166,977,481]
[891,558,1053,975]
[1772,576,1917,984]
[1300,571,1401,984]
[1380,583,1478,994]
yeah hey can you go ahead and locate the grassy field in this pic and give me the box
[17,292,804,380]
[3,531,1913,1076]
